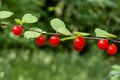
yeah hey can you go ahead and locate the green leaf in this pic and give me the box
[112,65,120,71]
[22,13,38,23]
[50,18,71,35]
[0,11,13,19]
[30,28,42,32]
[95,28,108,37]
[50,18,65,29]
[58,27,71,35]
[24,31,41,38]
[95,28,117,38]
[106,34,117,38]
[24,28,42,38]
[74,31,90,36]
[15,19,23,25]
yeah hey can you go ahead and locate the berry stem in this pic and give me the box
[0,22,120,43]
[22,26,61,35]
[83,36,120,43]
[0,22,61,35]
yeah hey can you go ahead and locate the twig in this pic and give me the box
[83,37,120,43]
[0,22,120,43]
[0,22,61,35]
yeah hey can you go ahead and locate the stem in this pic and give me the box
[83,36,101,40]
[22,26,61,35]
[109,39,120,43]
[83,37,120,43]
[0,22,120,43]
[0,22,61,35]
[22,26,41,33]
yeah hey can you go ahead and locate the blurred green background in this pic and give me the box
[0,0,120,80]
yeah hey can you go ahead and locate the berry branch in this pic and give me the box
[22,26,61,35]
[60,36,120,43]
[83,37,120,43]
[1,21,120,43]
[0,22,61,35]
[0,11,120,55]
[0,22,120,43]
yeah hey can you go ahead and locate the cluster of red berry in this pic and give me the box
[12,25,60,47]
[12,26,118,55]
[73,37,117,55]
[35,35,59,47]
[97,39,117,55]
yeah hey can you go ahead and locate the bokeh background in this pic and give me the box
[0,0,120,80]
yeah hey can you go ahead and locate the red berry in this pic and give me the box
[107,44,117,55]
[35,35,46,46]
[73,37,85,51]
[49,36,60,47]
[73,45,83,51]
[97,39,108,50]
[12,26,22,36]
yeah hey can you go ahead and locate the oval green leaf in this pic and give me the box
[22,13,38,23]
[50,18,71,35]
[95,28,108,37]
[0,11,13,19]
[24,28,42,38]
[58,27,71,35]
[50,18,65,30]
[24,31,41,38]
[95,28,117,38]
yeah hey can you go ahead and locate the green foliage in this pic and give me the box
[14,13,38,25]
[15,19,23,25]
[109,65,120,80]
[1,0,120,80]
[22,13,38,23]
[74,31,90,36]
[24,28,42,38]
[50,18,71,35]
[24,31,40,39]
[95,28,117,38]
[0,46,112,80]
[0,11,13,19]
[60,36,76,41]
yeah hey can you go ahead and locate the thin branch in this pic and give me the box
[0,22,120,43]
[22,26,61,35]
[109,39,120,43]
[83,37,120,43]
[22,26,41,33]
[83,36,101,40]
[0,22,61,35]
